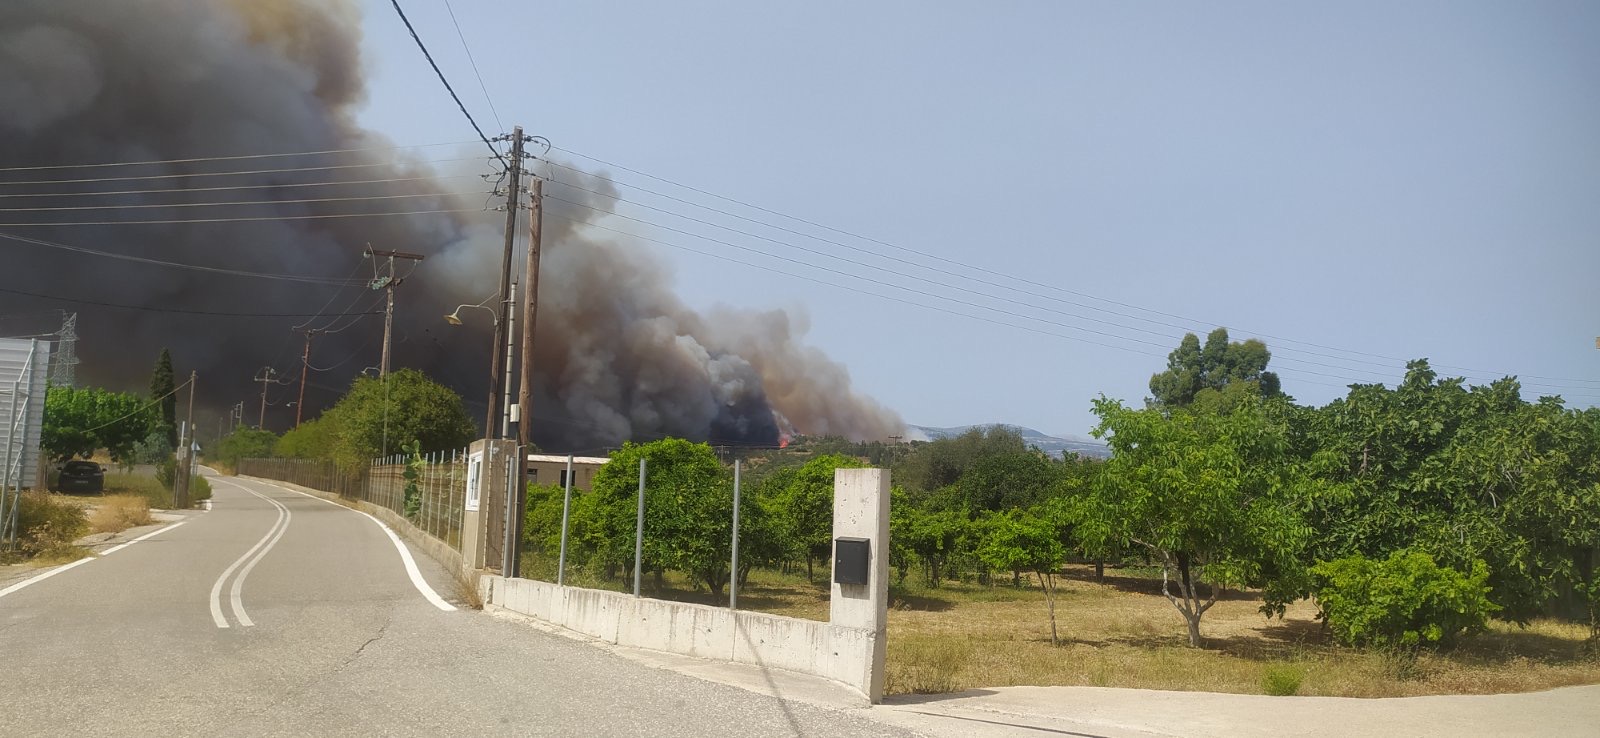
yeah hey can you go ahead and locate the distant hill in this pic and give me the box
[907,423,1110,459]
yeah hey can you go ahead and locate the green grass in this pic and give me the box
[1262,663,1306,696]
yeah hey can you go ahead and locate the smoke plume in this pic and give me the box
[0,0,903,450]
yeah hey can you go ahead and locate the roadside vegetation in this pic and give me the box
[509,328,1600,697]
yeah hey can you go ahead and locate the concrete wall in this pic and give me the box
[479,575,881,703]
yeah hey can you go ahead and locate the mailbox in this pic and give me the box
[833,537,871,586]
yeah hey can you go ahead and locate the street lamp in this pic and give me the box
[448,288,516,439]
[444,304,498,326]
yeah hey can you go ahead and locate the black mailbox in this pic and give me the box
[834,537,871,585]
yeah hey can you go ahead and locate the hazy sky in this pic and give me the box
[355,1,1599,436]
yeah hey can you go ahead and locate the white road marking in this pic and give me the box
[0,520,189,601]
[99,520,187,556]
[208,479,290,628]
[228,493,290,627]
[0,557,94,601]
[266,482,457,612]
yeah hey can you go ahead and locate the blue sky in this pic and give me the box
[354,1,1599,436]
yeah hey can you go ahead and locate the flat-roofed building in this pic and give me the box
[525,453,609,490]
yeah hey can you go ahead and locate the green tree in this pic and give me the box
[767,453,865,581]
[274,417,335,459]
[213,428,278,468]
[325,369,475,467]
[41,386,155,463]
[1077,395,1310,646]
[1311,550,1498,650]
[1148,328,1282,409]
[149,349,178,447]
[977,509,1069,645]
[890,505,971,587]
[1302,361,1600,621]
[893,426,1029,497]
[590,439,762,597]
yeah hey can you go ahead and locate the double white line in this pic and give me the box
[209,481,291,628]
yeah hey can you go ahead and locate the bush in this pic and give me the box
[192,475,212,502]
[14,492,89,558]
[1311,550,1498,650]
[155,458,177,491]
[1261,664,1304,696]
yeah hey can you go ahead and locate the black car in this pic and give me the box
[55,460,104,493]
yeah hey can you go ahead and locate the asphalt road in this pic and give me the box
[0,473,911,737]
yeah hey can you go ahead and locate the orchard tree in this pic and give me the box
[1078,395,1311,646]
[42,386,155,463]
[591,439,768,596]
[977,508,1069,645]
[1148,328,1282,409]
[767,453,865,581]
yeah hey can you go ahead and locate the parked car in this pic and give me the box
[54,460,104,493]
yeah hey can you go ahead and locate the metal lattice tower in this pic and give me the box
[50,312,77,388]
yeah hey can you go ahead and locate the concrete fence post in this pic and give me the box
[830,468,890,703]
[633,457,646,597]
[730,458,741,610]
[557,453,573,586]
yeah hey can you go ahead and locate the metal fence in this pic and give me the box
[238,450,468,551]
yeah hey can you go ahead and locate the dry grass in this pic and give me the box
[878,565,1600,697]
[88,494,155,534]
[513,559,1600,697]
[103,472,175,509]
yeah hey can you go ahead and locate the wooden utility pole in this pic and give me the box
[486,126,526,438]
[364,247,425,378]
[507,177,543,579]
[176,371,196,508]
[295,328,319,428]
[254,366,277,429]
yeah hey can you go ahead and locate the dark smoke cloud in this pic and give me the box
[0,0,903,450]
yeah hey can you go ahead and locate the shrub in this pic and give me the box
[1261,664,1304,696]
[1311,549,1498,650]
[155,458,177,491]
[15,492,89,558]
[192,475,212,502]
[89,494,154,534]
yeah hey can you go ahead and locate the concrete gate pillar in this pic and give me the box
[829,467,890,702]
[463,439,517,572]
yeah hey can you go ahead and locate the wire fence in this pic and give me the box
[238,450,468,551]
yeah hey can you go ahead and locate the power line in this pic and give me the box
[544,210,1600,400]
[549,146,1600,388]
[0,190,477,213]
[439,0,503,134]
[386,0,505,166]
[83,376,194,434]
[0,231,365,285]
[0,173,484,199]
[0,286,385,319]
[546,193,1592,394]
[544,179,1583,391]
[0,206,488,227]
[0,157,487,187]
[0,141,476,174]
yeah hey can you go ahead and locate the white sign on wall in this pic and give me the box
[465,451,483,512]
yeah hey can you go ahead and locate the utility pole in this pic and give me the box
[176,371,196,509]
[507,176,544,579]
[365,248,425,378]
[486,126,526,438]
[295,328,320,428]
[254,367,278,429]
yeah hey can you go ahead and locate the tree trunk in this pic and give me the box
[1185,613,1203,647]
[1178,552,1193,593]
[653,567,665,591]
[1012,569,1022,588]
[1039,571,1060,647]
[1094,560,1104,583]
[806,556,814,583]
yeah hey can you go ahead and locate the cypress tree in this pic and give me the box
[150,349,178,446]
